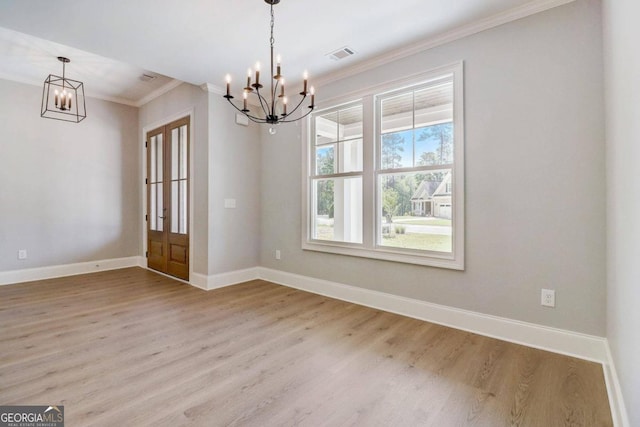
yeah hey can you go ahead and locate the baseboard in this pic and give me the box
[0,256,143,286]
[190,267,260,290]
[257,267,608,364]
[603,340,630,427]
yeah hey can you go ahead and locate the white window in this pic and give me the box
[303,63,464,269]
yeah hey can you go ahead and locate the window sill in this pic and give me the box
[302,240,464,270]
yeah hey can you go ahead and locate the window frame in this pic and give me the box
[302,62,465,270]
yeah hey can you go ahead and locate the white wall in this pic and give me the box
[603,0,640,424]
[260,0,606,336]
[0,79,139,272]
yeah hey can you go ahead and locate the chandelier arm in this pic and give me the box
[282,94,307,119]
[224,97,270,123]
[224,98,273,123]
[253,86,272,117]
[279,106,314,123]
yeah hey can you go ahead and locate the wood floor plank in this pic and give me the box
[0,268,612,426]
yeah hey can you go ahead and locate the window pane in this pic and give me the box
[414,81,453,129]
[313,176,362,243]
[381,92,413,134]
[339,138,363,173]
[338,105,363,140]
[379,170,452,253]
[381,131,412,169]
[415,123,454,166]
[315,111,338,144]
[315,145,335,175]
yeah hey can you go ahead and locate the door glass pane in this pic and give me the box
[150,135,157,182]
[171,181,179,233]
[150,183,157,230]
[180,125,188,179]
[171,128,179,180]
[156,183,163,232]
[155,134,163,182]
[179,180,187,234]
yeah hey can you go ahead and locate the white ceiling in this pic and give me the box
[0,0,564,106]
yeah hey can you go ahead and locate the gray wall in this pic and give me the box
[0,78,139,271]
[208,94,261,274]
[260,0,606,336]
[603,0,640,423]
[139,84,261,276]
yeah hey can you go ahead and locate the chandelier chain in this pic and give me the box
[270,4,275,48]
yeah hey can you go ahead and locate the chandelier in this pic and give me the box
[41,56,87,123]
[224,0,315,131]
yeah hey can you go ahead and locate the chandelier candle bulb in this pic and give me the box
[280,78,285,97]
[255,62,261,86]
[243,91,248,111]
[54,90,59,108]
[225,74,231,96]
[310,86,315,108]
[68,92,72,109]
[246,68,252,90]
[283,96,288,115]
[303,71,308,94]
[276,54,281,77]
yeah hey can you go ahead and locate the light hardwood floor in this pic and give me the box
[0,268,612,426]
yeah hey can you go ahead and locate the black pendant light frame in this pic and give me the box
[41,56,87,123]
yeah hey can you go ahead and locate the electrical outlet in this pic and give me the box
[17,249,27,260]
[275,250,281,260]
[541,289,555,307]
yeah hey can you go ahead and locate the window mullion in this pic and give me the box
[362,94,375,249]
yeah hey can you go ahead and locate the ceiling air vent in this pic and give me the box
[139,73,157,82]
[326,46,356,61]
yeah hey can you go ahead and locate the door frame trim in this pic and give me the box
[141,108,195,282]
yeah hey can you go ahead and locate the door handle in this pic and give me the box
[158,216,166,219]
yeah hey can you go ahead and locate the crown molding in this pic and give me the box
[200,82,223,94]
[0,72,183,108]
[314,0,576,87]
[135,79,184,107]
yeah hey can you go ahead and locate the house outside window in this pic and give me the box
[303,63,464,269]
